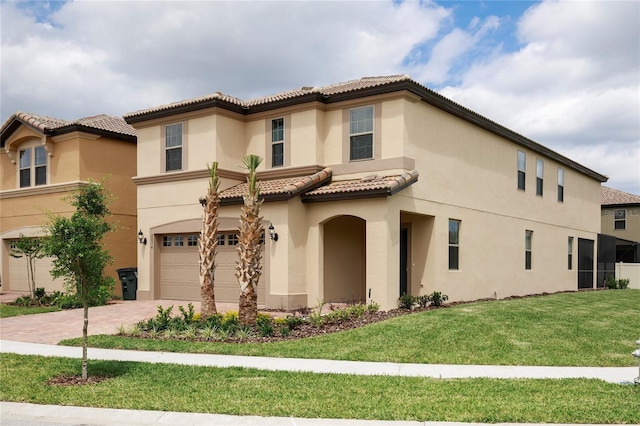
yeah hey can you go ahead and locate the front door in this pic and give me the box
[400,227,408,296]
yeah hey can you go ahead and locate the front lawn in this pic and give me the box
[0,303,60,318]
[1,353,638,424]
[64,290,640,367]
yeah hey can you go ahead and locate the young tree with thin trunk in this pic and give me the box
[198,162,220,317]
[44,181,115,382]
[236,154,264,326]
[9,235,45,299]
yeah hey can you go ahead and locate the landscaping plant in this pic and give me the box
[44,180,115,382]
[198,162,220,317]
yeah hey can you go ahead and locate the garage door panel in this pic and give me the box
[160,233,265,304]
[8,247,63,293]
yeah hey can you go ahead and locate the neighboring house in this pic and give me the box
[601,186,640,263]
[0,112,137,296]
[124,75,607,310]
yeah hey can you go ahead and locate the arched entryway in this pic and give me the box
[322,215,366,303]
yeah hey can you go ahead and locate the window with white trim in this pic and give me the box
[614,210,626,230]
[271,118,284,167]
[165,123,183,171]
[517,151,526,190]
[449,219,460,270]
[349,106,374,161]
[536,159,544,196]
[188,235,198,246]
[557,168,564,202]
[19,146,47,188]
[568,236,573,270]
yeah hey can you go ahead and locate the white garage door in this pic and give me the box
[159,233,265,304]
[7,240,64,293]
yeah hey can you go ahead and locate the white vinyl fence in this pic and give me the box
[616,262,640,289]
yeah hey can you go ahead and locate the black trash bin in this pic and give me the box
[116,268,138,300]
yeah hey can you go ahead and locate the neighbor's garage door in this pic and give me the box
[159,233,265,303]
[7,239,64,292]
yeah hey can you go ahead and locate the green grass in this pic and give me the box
[65,290,640,367]
[1,353,638,424]
[0,303,60,318]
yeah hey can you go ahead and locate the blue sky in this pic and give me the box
[1,0,638,193]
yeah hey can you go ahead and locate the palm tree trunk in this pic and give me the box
[236,155,263,326]
[199,163,220,318]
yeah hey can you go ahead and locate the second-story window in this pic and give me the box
[517,151,526,190]
[557,168,564,202]
[349,106,374,161]
[536,159,544,196]
[165,123,183,172]
[272,118,284,167]
[19,146,47,188]
[614,210,626,230]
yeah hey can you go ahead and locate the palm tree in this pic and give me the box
[236,154,264,325]
[198,162,220,317]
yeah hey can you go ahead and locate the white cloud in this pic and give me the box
[1,0,638,193]
[440,0,640,193]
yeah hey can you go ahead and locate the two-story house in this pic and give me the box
[601,186,640,263]
[0,112,137,296]
[124,75,607,310]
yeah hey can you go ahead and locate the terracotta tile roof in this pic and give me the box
[124,75,411,118]
[1,111,136,142]
[301,170,419,203]
[601,186,640,206]
[220,167,332,205]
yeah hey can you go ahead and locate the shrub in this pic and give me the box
[347,303,367,318]
[367,301,380,314]
[606,276,631,289]
[417,295,430,308]
[617,278,630,289]
[34,287,46,301]
[221,311,239,332]
[606,276,617,289]
[398,293,416,310]
[284,315,303,330]
[14,295,32,307]
[178,303,196,323]
[428,291,449,307]
[53,293,83,309]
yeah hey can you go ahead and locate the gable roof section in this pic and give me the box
[123,75,607,183]
[601,186,640,206]
[1,112,136,147]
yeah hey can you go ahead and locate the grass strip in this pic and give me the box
[64,290,640,367]
[0,303,60,318]
[1,353,639,424]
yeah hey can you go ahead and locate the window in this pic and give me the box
[271,118,284,167]
[19,146,47,188]
[349,106,374,160]
[187,235,198,246]
[614,210,626,230]
[525,230,533,270]
[557,168,564,202]
[216,234,225,246]
[228,234,239,246]
[449,220,460,270]
[536,159,544,196]
[163,236,172,247]
[165,123,182,171]
[517,151,526,190]
[568,237,573,270]
[9,241,18,250]
[174,235,184,246]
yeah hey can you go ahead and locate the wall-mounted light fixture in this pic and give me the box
[137,229,147,245]
[268,224,278,241]
[199,197,207,207]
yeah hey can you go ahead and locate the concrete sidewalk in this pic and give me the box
[2,402,615,426]
[1,340,636,383]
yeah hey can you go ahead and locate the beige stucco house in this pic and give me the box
[124,75,607,310]
[0,112,137,296]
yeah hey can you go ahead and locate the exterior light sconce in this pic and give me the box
[633,339,640,385]
[137,229,147,245]
[268,224,278,241]
[199,197,207,207]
